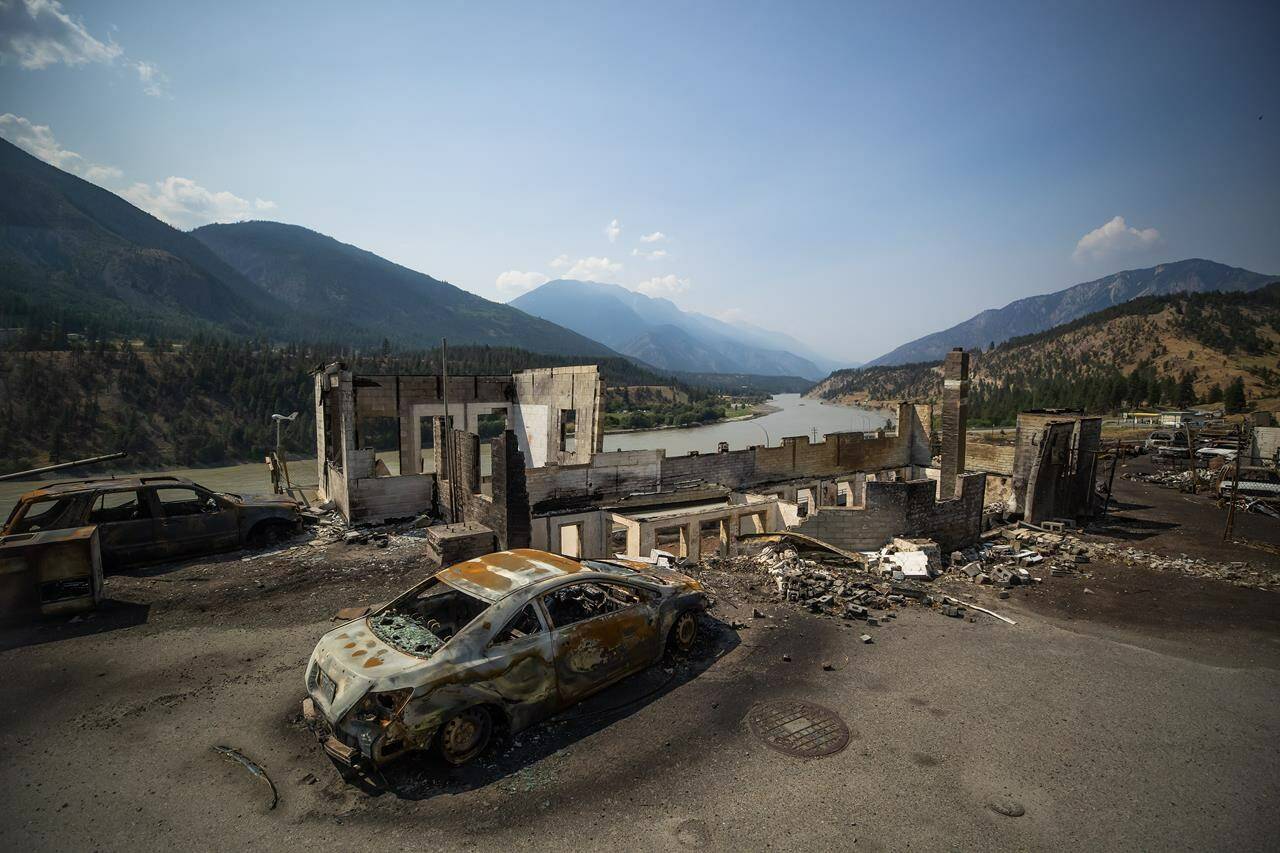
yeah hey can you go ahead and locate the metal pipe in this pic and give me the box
[0,451,128,482]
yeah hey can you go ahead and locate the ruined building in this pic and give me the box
[313,360,995,562]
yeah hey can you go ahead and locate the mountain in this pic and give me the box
[811,281,1280,421]
[191,222,615,357]
[868,259,1277,367]
[0,136,619,357]
[0,137,280,338]
[510,278,828,379]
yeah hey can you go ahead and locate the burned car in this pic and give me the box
[1,476,300,570]
[303,548,708,770]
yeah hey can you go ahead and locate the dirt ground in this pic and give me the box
[2,476,1279,852]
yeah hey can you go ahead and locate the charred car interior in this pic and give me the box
[302,548,708,771]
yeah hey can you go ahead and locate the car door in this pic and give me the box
[88,489,161,570]
[542,581,661,705]
[482,602,559,724]
[150,486,240,558]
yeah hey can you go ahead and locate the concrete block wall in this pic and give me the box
[794,472,986,553]
[348,475,434,525]
[966,442,1016,475]
[1013,411,1102,522]
[660,449,757,490]
[525,449,664,511]
[512,366,605,468]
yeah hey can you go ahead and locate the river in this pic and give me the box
[0,394,889,520]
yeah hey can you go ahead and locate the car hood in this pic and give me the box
[232,493,299,510]
[309,619,432,723]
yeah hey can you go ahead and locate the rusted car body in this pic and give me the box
[1,476,300,570]
[303,548,708,770]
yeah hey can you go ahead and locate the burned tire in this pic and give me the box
[247,521,291,549]
[667,610,699,657]
[437,706,493,766]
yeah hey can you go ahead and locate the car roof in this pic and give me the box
[436,549,589,603]
[436,549,652,603]
[21,475,200,498]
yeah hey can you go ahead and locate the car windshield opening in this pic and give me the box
[369,578,489,658]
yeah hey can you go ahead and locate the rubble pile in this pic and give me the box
[949,525,1277,592]
[1122,469,1214,489]
[1073,540,1276,590]
[702,542,987,629]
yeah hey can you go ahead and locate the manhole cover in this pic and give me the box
[746,700,850,758]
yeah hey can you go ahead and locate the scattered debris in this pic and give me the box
[213,745,278,810]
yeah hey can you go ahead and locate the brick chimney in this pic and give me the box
[940,348,969,499]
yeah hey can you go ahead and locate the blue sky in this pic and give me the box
[2,0,1278,363]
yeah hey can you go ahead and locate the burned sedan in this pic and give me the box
[1,476,300,570]
[303,548,708,770]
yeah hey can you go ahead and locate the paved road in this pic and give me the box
[1,532,1277,852]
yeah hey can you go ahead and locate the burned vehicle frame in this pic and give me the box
[1,476,301,570]
[303,548,708,772]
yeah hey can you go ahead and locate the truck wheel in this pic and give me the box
[437,706,493,766]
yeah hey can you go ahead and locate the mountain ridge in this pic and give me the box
[813,281,1280,421]
[868,259,1277,366]
[0,137,619,359]
[511,278,829,379]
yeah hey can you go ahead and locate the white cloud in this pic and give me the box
[631,247,668,260]
[549,253,570,270]
[639,231,666,243]
[565,256,623,282]
[495,270,549,297]
[1073,215,1161,262]
[0,0,165,95]
[130,58,168,97]
[2,113,276,229]
[0,0,121,69]
[123,176,276,230]
[0,112,119,184]
[605,218,621,243]
[635,274,691,298]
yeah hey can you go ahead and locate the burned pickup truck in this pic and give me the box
[303,548,708,771]
[1,476,300,571]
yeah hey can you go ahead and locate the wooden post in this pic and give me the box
[1101,440,1120,519]
[1223,424,1247,542]
[1186,426,1197,494]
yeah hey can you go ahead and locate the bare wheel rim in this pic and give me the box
[675,612,697,649]
[440,708,490,764]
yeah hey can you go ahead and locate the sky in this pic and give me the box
[1,0,1278,364]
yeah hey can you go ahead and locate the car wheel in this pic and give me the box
[248,521,288,549]
[437,706,493,766]
[668,610,698,656]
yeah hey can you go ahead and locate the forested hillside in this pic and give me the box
[0,338,721,473]
[810,283,1280,425]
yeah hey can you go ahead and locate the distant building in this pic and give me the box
[1159,410,1205,428]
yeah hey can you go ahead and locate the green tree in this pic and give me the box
[1224,376,1247,413]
